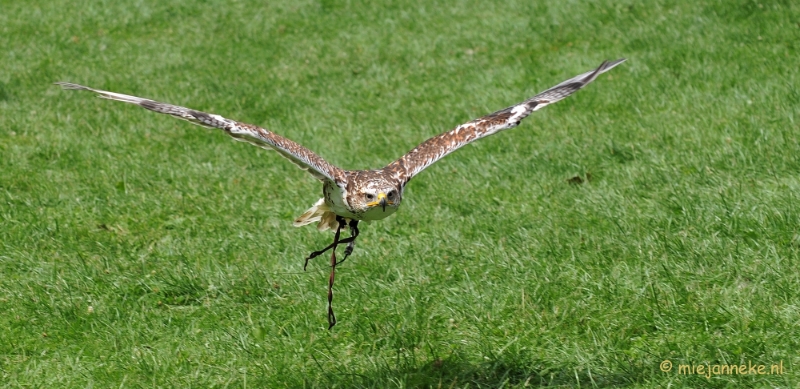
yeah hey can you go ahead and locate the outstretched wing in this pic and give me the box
[55,82,346,185]
[384,59,626,184]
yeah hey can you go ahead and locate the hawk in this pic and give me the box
[57,58,625,328]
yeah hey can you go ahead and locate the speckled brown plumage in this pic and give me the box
[57,58,625,328]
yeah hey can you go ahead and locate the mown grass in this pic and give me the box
[1,0,799,387]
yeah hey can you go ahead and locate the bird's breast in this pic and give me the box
[358,204,399,221]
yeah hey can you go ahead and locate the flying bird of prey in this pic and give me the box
[57,58,625,328]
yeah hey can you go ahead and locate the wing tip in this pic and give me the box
[599,58,627,73]
[54,82,92,91]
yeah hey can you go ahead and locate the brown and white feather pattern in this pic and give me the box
[54,82,346,185]
[56,59,625,330]
[57,59,624,232]
[386,58,626,183]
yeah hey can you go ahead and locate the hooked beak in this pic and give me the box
[378,193,387,212]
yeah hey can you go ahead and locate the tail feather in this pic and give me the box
[293,198,340,231]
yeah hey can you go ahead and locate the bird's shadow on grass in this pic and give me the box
[321,355,641,388]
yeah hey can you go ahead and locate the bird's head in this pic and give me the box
[352,180,402,219]
[363,185,401,212]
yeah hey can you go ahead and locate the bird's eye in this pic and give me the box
[387,191,395,199]
[365,193,375,201]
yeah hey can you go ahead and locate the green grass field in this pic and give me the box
[1,0,799,387]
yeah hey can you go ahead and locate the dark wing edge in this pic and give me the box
[55,82,346,185]
[384,58,626,184]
